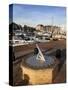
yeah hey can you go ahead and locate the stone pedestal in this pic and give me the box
[21,63,59,85]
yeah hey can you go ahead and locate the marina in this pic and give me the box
[9,4,66,86]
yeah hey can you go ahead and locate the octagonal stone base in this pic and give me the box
[21,62,59,85]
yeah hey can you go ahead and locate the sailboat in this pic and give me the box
[36,44,45,63]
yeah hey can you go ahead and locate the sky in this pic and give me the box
[9,4,66,29]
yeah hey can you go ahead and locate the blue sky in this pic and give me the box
[9,4,66,28]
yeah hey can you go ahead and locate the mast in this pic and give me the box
[51,16,54,38]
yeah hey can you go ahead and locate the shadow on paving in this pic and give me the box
[47,48,66,63]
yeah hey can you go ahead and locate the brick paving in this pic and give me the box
[53,61,66,83]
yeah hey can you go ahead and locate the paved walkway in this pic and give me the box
[15,50,33,59]
[53,61,66,83]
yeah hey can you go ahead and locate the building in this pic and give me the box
[36,24,61,34]
[36,24,45,32]
[45,25,61,34]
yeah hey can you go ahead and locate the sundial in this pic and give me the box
[21,44,59,84]
[24,44,55,68]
